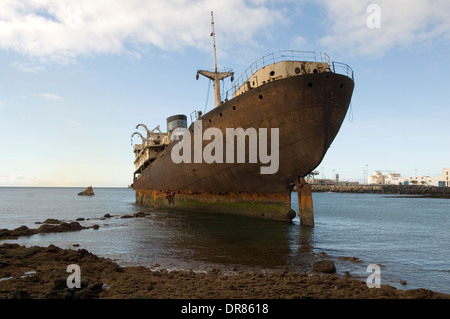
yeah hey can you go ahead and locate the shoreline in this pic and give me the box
[1,243,449,299]
[311,184,450,198]
[1,213,450,299]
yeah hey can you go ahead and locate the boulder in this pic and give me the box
[312,260,336,274]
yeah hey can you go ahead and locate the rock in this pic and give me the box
[0,226,34,239]
[318,251,328,258]
[0,229,11,238]
[73,291,98,299]
[88,282,105,294]
[44,290,72,299]
[8,290,32,299]
[400,279,407,286]
[104,214,112,218]
[43,218,60,224]
[312,260,336,274]
[78,186,95,196]
[53,277,68,291]
[46,244,62,253]
[339,256,362,263]
[133,212,147,218]
[76,218,85,221]
[120,214,133,219]
[36,222,84,234]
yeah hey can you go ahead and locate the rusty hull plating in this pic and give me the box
[132,64,355,225]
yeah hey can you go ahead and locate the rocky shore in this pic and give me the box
[1,243,449,299]
[0,219,98,240]
[311,184,450,198]
[1,213,450,300]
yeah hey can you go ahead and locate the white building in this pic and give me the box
[444,168,450,187]
[368,171,385,184]
[385,173,403,185]
[368,168,449,187]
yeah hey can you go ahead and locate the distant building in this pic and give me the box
[368,169,449,187]
[368,171,386,184]
[444,168,450,187]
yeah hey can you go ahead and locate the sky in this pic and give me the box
[0,0,449,187]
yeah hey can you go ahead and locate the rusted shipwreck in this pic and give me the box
[131,13,354,226]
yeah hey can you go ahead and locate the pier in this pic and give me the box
[310,184,450,198]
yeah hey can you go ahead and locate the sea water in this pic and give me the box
[0,187,449,294]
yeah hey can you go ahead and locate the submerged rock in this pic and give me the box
[78,186,95,196]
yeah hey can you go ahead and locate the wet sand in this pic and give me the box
[1,243,449,300]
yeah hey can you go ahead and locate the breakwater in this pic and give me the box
[311,184,450,198]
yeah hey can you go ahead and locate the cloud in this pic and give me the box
[12,62,46,73]
[36,93,63,100]
[317,0,450,57]
[0,0,284,62]
[290,35,308,48]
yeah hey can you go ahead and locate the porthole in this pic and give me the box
[259,95,263,99]
[295,67,300,74]
[208,119,211,123]
[313,69,318,73]
[308,82,313,87]
[270,71,275,76]
[220,113,223,117]
[232,106,236,110]
[340,83,344,88]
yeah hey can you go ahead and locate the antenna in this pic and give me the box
[196,11,234,108]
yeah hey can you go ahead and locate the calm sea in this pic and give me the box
[0,187,449,294]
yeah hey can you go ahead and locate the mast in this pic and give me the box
[212,11,218,73]
[197,11,234,108]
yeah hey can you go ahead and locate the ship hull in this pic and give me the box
[134,72,354,221]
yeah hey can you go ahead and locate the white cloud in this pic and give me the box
[36,93,63,100]
[290,35,308,48]
[317,0,450,57]
[0,0,284,62]
[12,62,46,73]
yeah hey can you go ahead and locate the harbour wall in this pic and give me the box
[310,184,450,198]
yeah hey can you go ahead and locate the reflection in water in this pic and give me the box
[123,208,315,272]
[2,190,317,273]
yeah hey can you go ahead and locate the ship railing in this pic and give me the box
[221,50,315,100]
[221,50,352,101]
[332,62,354,81]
